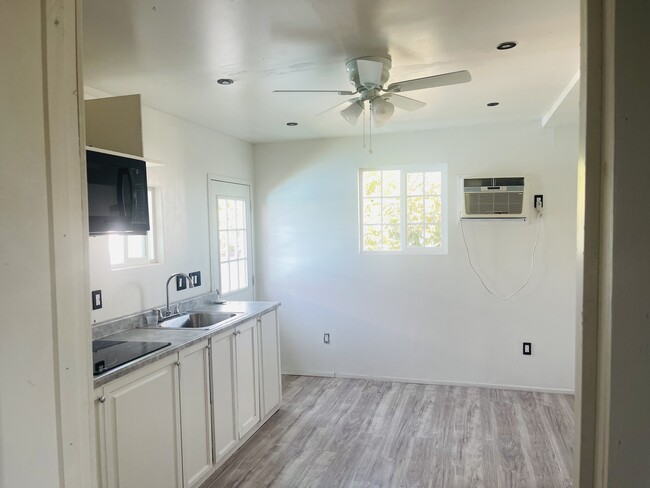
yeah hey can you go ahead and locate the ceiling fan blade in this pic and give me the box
[274,89,357,95]
[357,59,384,87]
[386,70,471,93]
[316,98,360,117]
[383,93,426,111]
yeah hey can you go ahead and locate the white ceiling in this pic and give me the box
[83,0,579,144]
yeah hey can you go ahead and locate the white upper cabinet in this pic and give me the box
[85,94,144,157]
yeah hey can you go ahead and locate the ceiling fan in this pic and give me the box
[274,56,471,127]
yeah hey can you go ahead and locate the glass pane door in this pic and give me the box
[209,180,254,300]
[217,197,249,294]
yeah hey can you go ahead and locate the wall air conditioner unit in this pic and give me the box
[460,176,528,221]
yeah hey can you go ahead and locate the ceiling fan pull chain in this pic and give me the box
[362,105,367,150]
[368,102,373,154]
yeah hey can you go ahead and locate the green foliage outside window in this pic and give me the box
[361,169,444,252]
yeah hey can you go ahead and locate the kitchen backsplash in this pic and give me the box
[92,291,221,340]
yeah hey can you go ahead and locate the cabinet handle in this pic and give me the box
[98,395,106,404]
[176,360,181,367]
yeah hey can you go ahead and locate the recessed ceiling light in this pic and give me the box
[496,41,517,50]
[487,102,500,107]
[217,78,234,85]
[286,122,298,126]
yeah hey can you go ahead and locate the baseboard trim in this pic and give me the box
[282,370,574,395]
[284,370,336,378]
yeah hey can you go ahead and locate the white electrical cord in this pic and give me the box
[460,210,542,300]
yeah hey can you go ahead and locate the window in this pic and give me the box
[217,197,249,294]
[359,167,447,253]
[108,188,162,268]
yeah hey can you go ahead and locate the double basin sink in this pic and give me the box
[153,311,242,330]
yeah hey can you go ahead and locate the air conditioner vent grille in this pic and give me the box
[464,192,524,215]
[461,176,527,219]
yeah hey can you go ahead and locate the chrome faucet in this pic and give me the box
[161,272,194,321]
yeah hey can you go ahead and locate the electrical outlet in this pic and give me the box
[176,275,187,291]
[523,342,532,355]
[323,333,330,344]
[91,290,103,310]
[534,194,544,209]
[189,271,201,287]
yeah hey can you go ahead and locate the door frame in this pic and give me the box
[50,0,631,485]
[206,174,256,300]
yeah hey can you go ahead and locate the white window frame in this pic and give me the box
[109,186,164,269]
[358,165,448,255]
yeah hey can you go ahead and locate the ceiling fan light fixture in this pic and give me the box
[340,101,364,125]
[371,97,394,126]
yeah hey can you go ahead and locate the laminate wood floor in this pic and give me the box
[203,375,574,488]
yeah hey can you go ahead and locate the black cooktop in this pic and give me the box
[93,340,171,376]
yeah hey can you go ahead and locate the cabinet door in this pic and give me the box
[259,311,282,417]
[179,341,213,488]
[211,330,238,462]
[104,355,182,488]
[235,319,260,438]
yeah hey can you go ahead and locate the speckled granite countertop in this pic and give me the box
[93,301,280,389]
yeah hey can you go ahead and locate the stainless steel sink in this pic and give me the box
[157,311,240,329]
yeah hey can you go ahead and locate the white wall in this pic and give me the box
[254,121,578,392]
[88,102,253,323]
[1,1,92,486]
[605,0,650,481]
[0,4,62,485]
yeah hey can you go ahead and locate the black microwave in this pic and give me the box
[86,149,150,235]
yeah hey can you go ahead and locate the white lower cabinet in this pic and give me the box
[103,354,183,488]
[259,310,282,417]
[210,329,238,463]
[235,319,261,439]
[94,308,281,488]
[179,341,213,488]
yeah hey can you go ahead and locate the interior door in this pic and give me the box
[209,179,254,301]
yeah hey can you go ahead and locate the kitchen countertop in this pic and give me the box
[93,301,280,388]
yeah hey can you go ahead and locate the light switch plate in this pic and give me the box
[176,275,187,291]
[92,290,102,310]
[189,271,201,287]
[523,342,532,355]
